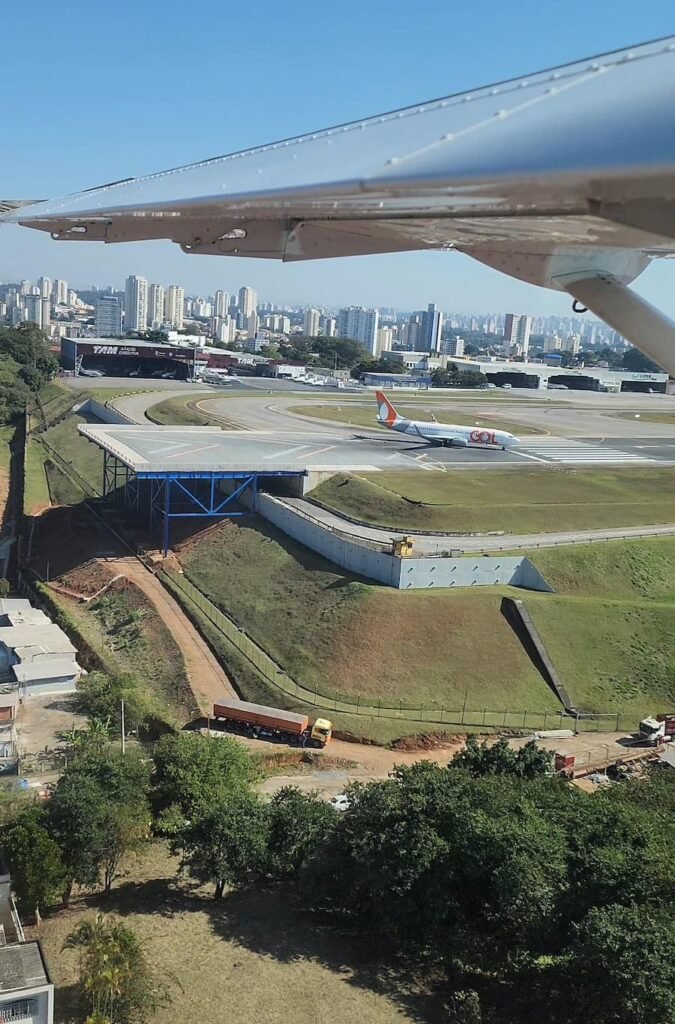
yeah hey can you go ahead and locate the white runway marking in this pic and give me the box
[164,443,222,460]
[519,438,656,464]
[297,446,335,460]
[261,445,312,460]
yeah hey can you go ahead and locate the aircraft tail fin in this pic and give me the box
[375,390,399,427]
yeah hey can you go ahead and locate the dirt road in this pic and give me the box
[106,558,237,711]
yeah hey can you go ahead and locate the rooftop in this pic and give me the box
[0,942,49,992]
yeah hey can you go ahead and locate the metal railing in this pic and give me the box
[160,568,633,733]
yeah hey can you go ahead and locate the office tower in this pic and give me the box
[445,335,465,357]
[147,284,165,329]
[95,295,123,336]
[419,303,444,353]
[321,316,337,338]
[503,313,533,355]
[124,276,148,331]
[41,298,51,329]
[375,326,394,356]
[53,279,68,305]
[24,294,42,327]
[303,308,321,336]
[405,313,422,349]
[213,290,229,318]
[37,276,52,299]
[336,306,380,355]
[20,280,33,295]
[164,285,184,329]
[238,286,256,318]
[246,311,259,339]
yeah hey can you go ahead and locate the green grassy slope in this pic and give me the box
[289,403,544,434]
[179,518,557,712]
[523,537,675,600]
[310,469,675,534]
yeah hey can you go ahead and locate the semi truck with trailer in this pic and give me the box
[638,713,675,746]
[213,699,333,747]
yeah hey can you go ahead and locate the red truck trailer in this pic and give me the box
[212,699,333,747]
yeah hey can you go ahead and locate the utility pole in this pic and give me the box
[120,699,126,755]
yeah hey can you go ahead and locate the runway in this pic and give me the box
[107,383,675,471]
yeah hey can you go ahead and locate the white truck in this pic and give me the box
[638,714,675,746]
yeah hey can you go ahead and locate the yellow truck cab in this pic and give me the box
[310,718,333,746]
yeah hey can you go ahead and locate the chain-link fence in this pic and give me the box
[160,569,633,733]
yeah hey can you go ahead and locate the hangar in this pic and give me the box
[61,337,198,380]
[450,358,669,394]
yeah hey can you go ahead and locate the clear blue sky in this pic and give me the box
[2,0,674,313]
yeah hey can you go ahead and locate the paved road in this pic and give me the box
[282,497,675,553]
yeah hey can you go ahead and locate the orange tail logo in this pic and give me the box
[376,390,398,426]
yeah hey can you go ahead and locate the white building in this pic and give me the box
[54,279,68,305]
[321,316,337,338]
[0,599,81,695]
[376,326,394,356]
[147,283,165,329]
[337,306,380,355]
[303,308,321,336]
[95,295,123,337]
[37,276,52,299]
[215,316,236,344]
[213,290,229,318]
[238,286,257,318]
[503,313,533,355]
[445,335,465,357]
[246,311,259,340]
[124,276,148,331]
[164,285,184,329]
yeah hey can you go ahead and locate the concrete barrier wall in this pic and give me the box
[79,399,136,425]
[257,495,553,592]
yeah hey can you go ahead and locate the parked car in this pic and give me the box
[330,794,350,812]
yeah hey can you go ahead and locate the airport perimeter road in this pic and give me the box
[284,498,675,554]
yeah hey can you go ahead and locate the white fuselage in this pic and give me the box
[381,416,519,449]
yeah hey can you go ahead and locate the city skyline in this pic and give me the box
[2,1,674,318]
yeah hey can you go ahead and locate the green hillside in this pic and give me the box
[310,469,675,534]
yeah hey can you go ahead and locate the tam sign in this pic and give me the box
[87,344,193,361]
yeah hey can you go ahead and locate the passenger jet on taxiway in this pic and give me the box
[375,391,519,450]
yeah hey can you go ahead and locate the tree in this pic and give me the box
[49,753,151,898]
[563,905,675,1024]
[64,913,172,1024]
[177,793,269,898]
[265,786,337,879]
[152,732,259,827]
[2,807,65,923]
[76,671,150,737]
[622,346,661,373]
[450,736,553,778]
[0,579,9,598]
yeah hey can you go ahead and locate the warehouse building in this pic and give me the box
[0,599,81,695]
[446,357,668,392]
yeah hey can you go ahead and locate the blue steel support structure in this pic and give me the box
[100,451,301,555]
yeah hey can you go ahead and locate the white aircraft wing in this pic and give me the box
[4,37,675,369]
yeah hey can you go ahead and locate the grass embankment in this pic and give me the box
[517,538,675,720]
[24,437,51,514]
[614,411,675,424]
[53,582,196,725]
[146,394,237,429]
[37,842,417,1024]
[0,425,14,526]
[179,518,556,714]
[310,468,675,534]
[289,402,544,435]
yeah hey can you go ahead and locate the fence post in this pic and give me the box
[523,709,527,727]
[503,709,508,726]
[615,711,621,732]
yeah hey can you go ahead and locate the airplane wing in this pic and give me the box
[4,36,675,368]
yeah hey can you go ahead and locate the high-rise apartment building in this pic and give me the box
[124,276,148,331]
[503,314,532,355]
[445,335,465,358]
[238,286,256,318]
[303,308,320,336]
[164,286,184,329]
[321,316,337,338]
[419,303,444,353]
[147,284,165,329]
[24,294,42,327]
[375,327,394,356]
[37,276,52,299]
[246,311,259,340]
[54,279,68,305]
[337,306,380,355]
[213,290,229,319]
[95,295,123,337]
[215,316,236,344]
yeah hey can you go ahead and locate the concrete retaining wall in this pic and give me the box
[78,399,136,425]
[257,494,552,592]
